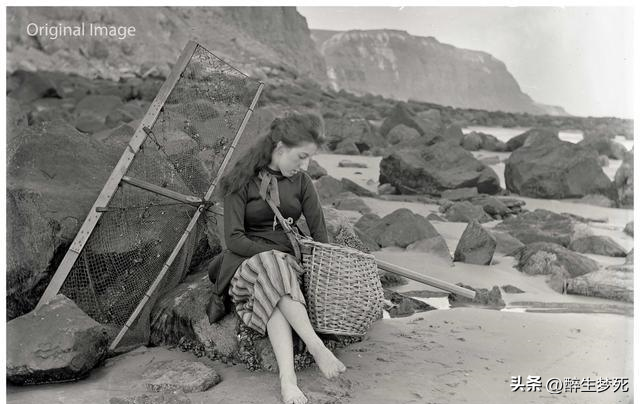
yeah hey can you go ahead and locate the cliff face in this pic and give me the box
[6,7,326,82]
[312,29,566,115]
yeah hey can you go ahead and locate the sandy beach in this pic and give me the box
[7,151,634,404]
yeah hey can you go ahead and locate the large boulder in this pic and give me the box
[565,265,633,302]
[493,209,583,247]
[453,220,497,265]
[568,236,628,257]
[513,242,600,292]
[369,208,441,248]
[74,95,124,134]
[325,117,386,152]
[489,231,525,256]
[442,124,464,145]
[387,124,421,145]
[461,132,483,151]
[614,149,633,207]
[442,201,493,223]
[578,137,629,160]
[406,236,452,260]
[333,138,360,155]
[505,128,558,151]
[332,196,371,214]
[313,175,345,203]
[7,295,110,385]
[7,121,122,319]
[341,177,375,197]
[505,133,617,200]
[379,142,501,195]
[150,272,239,360]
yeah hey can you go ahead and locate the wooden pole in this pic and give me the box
[376,259,476,300]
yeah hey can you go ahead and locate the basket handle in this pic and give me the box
[253,176,303,261]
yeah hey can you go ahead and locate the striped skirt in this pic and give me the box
[229,249,306,335]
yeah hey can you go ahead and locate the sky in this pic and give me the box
[298,6,634,119]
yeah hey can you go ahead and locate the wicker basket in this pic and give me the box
[298,238,384,336]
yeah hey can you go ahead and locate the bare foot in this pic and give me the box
[309,345,347,379]
[281,377,307,404]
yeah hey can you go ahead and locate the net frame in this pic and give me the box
[35,40,264,351]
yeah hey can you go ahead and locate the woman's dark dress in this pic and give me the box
[209,167,328,310]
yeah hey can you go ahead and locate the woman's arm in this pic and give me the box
[224,187,276,257]
[301,173,329,243]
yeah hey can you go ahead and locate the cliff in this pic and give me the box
[312,29,567,115]
[6,7,326,83]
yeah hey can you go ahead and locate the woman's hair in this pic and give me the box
[221,112,325,195]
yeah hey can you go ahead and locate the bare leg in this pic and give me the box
[277,296,346,379]
[267,307,307,404]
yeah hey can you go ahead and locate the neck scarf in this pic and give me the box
[257,169,280,207]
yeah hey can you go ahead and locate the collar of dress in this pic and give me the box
[256,168,297,207]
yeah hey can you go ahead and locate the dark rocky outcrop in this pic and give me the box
[406,236,452,260]
[368,208,441,248]
[387,124,421,145]
[494,209,583,247]
[513,242,600,292]
[341,177,375,197]
[453,220,497,265]
[314,175,345,203]
[489,231,525,256]
[448,284,505,308]
[461,131,505,152]
[505,130,616,200]
[383,290,437,317]
[568,236,628,257]
[7,295,110,385]
[379,142,501,195]
[565,262,633,303]
[505,128,558,151]
[578,137,629,160]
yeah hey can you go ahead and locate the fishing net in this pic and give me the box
[57,44,263,349]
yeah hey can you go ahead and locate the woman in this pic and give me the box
[207,112,346,404]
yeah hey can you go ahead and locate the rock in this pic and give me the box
[501,285,525,294]
[334,138,360,155]
[7,97,29,142]
[105,101,146,127]
[597,155,610,167]
[378,270,408,287]
[578,137,629,160]
[369,208,441,248]
[338,159,368,168]
[565,268,633,302]
[305,158,327,179]
[426,213,446,222]
[443,124,463,145]
[477,196,510,217]
[443,201,493,223]
[479,133,507,152]
[406,236,451,260]
[568,236,628,257]
[494,209,583,247]
[624,221,633,237]
[7,70,60,103]
[489,231,525,256]
[441,187,478,201]
[377,183,396,195]
[383,290,436,317]
[314,175,345,203]
[513,242,600,292]
[380,102,433,138]
[461,132,483,151]
[505,132,617,200]
[7,295,110,385]
[75,94,124,133]
[340,177,375,197]
[354,226,381,252]
[453,220,497,265]
[505,128,558,151]
[110,392,192,404]
[448,284,505,308]
[7,121,122,319]
[614,150,633,207]
[325,117,386,152]
[379,142,501,195]
[332,196,371,214]
[354,213,382,232]
[141,360,221,393]
[415,109,443,132]
[387,124,421,145]
[577,194,615,208]
[150,272,239,360]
